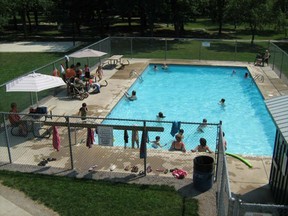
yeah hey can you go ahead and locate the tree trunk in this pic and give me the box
[171,0,180,37]
[128,13,131,28]
[26,11,32,32]
[138,2,147,35]
[34,10,39,30]
[13,15,18,30]
[21,9,27,38]
[250,23,256,45]
[97,9,104,37]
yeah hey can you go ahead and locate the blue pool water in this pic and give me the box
[105,65,276,156]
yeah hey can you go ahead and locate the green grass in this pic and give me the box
[0,52,64,85]
[0,170,198,216]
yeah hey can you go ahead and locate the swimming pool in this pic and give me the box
[105,64,276,156]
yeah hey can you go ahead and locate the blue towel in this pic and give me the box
[170,121,181,137]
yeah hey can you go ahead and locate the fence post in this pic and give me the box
[234,40,237,62]
[130,37,133,58]
[67,117,74,169]
[199,40,202,61]
[165,38,167,60]
[272,44,276,70]
[143,121,147,175]
[280,52,284,78]
[109,37,112,56]
[2,113,12,163]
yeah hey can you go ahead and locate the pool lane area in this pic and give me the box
[1,59,288,201]
[105,64,276,156]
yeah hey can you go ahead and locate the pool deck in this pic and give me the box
[1,59,287,207]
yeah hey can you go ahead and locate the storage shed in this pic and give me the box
[265,95,288,205]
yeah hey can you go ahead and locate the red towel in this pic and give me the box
[52,126,60,151]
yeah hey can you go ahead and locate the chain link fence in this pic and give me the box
[0,112,220,178]
[1,36,288,213]
[2,37,287,115]
[215,128,288,216]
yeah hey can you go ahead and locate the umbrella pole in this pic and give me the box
[36,92,39,106]
[30,92,34,106]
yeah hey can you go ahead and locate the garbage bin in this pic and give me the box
[193,155,214,192]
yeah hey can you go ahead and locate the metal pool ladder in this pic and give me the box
[129,70,143,82]
[253,73,264,83]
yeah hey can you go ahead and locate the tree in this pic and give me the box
[170,0,198,37]
[0,0,10,31]
[232,0,273,44]
[225,0,242,30]
[216,0,227,35]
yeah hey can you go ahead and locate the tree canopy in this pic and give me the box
[0,0,286,43]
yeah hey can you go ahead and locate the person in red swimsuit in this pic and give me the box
[8,103,27,135]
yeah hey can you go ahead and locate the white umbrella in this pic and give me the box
[6,72,66,103]
[69,49,107,58]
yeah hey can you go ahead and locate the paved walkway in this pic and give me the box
[0,41,81,52]
[0,183,58,216]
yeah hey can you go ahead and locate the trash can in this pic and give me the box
[193,155,214,192]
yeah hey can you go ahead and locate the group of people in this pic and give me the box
[54,56,107,95]
[153,63,169,71]
[254,50,270,67]
[150,127,214,153]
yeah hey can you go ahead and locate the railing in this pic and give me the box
[253,73,264,83]
[3,37,288,114]
[0,112,220,177]
[129,69,143,81]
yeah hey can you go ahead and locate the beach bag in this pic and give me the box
[36,107,48,114]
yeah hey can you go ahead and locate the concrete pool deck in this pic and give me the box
[1,59,287,215]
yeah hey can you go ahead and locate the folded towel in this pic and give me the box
[124,130,129,143]
[86,128,94,148]
[170,121,181,137]
[140,130,147,159]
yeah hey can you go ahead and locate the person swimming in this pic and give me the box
[156,112,166,120]
[197,118,207,133]
[124,90,137,101]
[219,98,225,106]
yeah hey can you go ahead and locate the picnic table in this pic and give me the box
[107,55,123,65]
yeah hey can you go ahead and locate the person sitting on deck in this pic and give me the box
[89,80,108,94]
[8,102,27,135]
[254,50,270,67]
[191,138,213,153]
[169,134,186,152]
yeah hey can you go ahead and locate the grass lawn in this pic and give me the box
[0,52,64,85]
[0,170,198,216]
